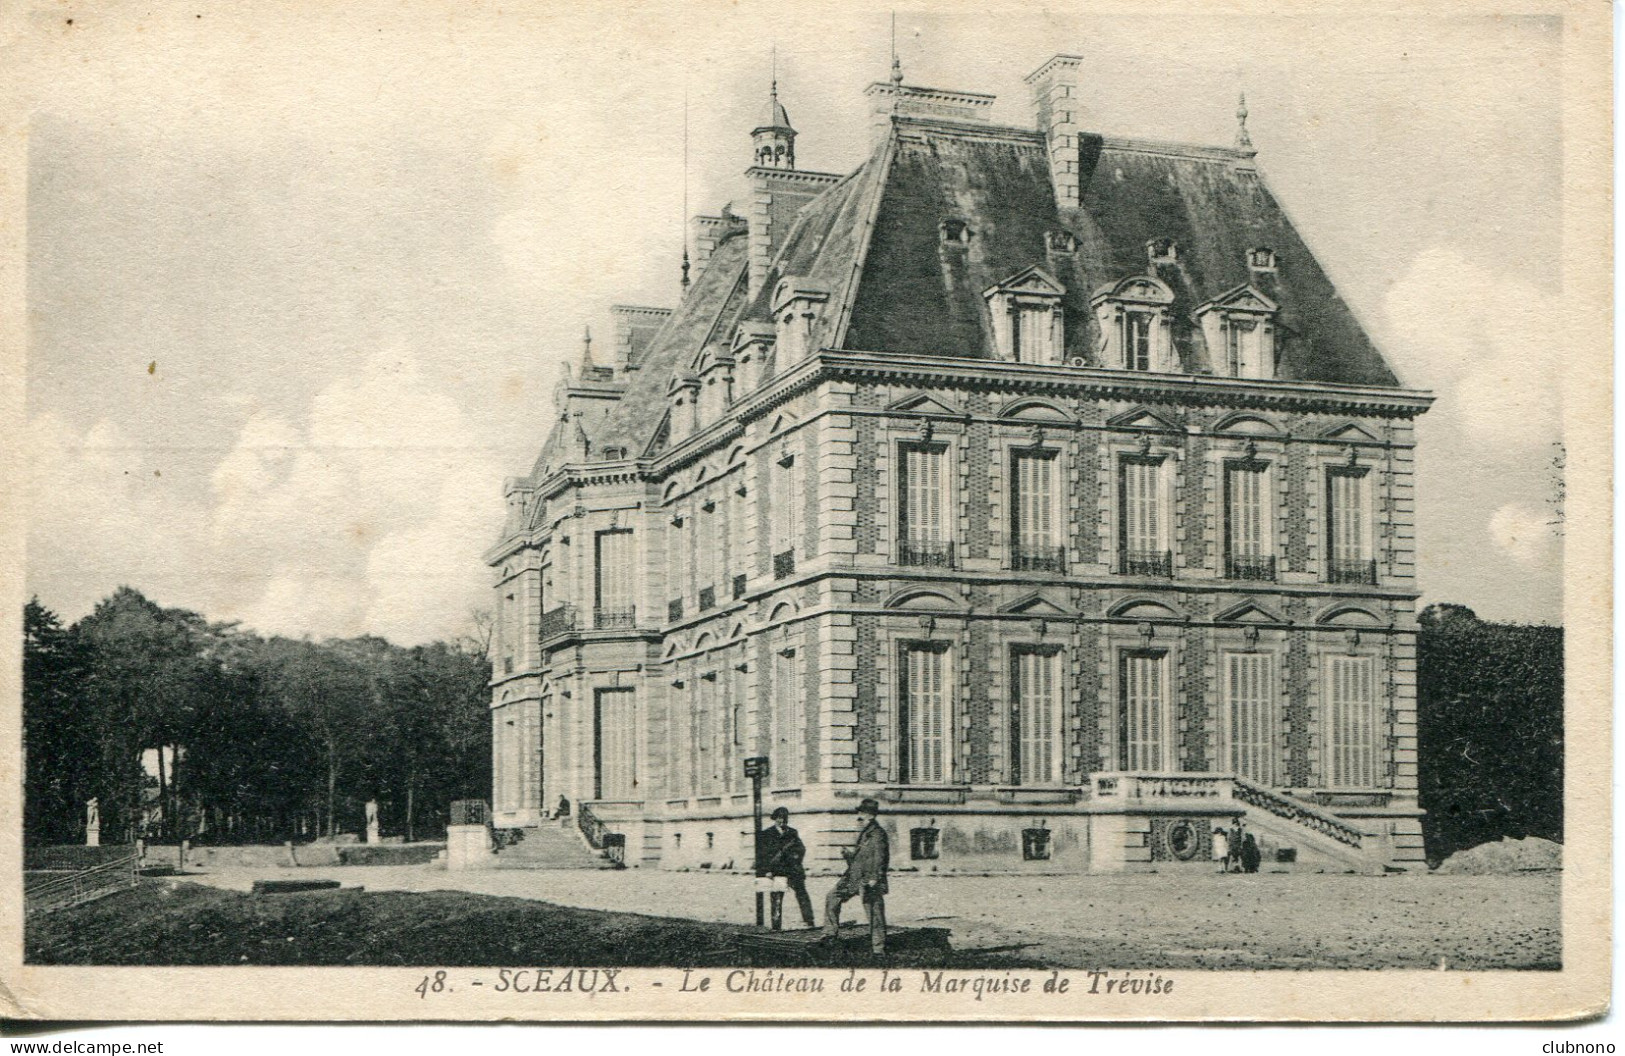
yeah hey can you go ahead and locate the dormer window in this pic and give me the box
[940,218,972,245]
[1195,285,1279,380]
[1147,238,1179,265]
[730,321,775,392]
[771,277,830,365]
[1091,276,1176,373]
[983,265,1065,365]
[1248,247,1277,272]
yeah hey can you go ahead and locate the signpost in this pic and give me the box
[744,755,769,927]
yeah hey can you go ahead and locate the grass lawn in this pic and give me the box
[24,880,1035,968]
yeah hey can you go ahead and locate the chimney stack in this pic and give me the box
[1025,54,1084,209]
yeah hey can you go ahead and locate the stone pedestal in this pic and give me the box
[444,825,495,871]
[365,800,380,844]
[85,825,100,848]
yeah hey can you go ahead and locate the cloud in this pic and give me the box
[208,345,503,644]
[1488,502,1559,566]
[25,413,215,618]
[1384,246,1560,450]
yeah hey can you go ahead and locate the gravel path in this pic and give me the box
[181,865,1559,970]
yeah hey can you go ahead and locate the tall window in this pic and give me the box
[1011,450,1062,571]
[899,443,953,566]
[1225,320,1245,376]
[1119,651,1169,771]
[594,688,636,799]
[775,648,802,787]
[594,529,636,625]
[1011,648,1062,785]
[1120,457,1169,576]
[1009,305,1056,363]
[1225,462,1274,580]
[1325,655,1380,787]
[1123,312,1154,371]
[900,643,952,783]
[1326,469,1373,583]
[1223,653,1277,784]
[694,675,715,795]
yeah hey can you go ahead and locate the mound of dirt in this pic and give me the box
[1436,837,1562,875]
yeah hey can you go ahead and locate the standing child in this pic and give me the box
[1212,825,1230,873]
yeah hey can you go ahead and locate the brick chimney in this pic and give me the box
[1025,54,1084,209]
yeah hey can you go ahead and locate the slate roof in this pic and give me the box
[525,101,1402,485]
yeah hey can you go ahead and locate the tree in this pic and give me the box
[1416,606,1563,863]
[23,598,92,844]
[260,638,370,838]
[74,587,214,842]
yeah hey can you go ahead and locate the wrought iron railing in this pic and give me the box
[538,604,577,641]
[1328,558,1378,585]
[25,851,140,915]
[900,540,956,568]
[732,573,748,600]
[1225,554,1277,581]
[698,586,716,612]
[594,605,637,629]
[1233,777,1364,848]
[577,803,627,867]
[773,550,796,579]
[1012,544,1066,573]
[667,598,684,623]
[1122,548,1173,577]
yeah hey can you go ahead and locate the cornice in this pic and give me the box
[813,350,1435,417]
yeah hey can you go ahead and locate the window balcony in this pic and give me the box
[1225,554,1277,581]
[732,573,748,600]
[1121,549,1173,578]
[899,540,956,569]
[667,598,685,623]
[593,605,637,629]
[1012,544,1066,573]
[539,604,578,642]
[773,550,796,579]
[1328,558,1378,585]
[698,586,716,612]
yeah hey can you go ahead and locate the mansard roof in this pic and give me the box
[842,121,1398,386]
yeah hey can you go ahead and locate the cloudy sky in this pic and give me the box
[19,3,1563,643]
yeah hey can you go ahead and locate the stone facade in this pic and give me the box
[485,56,1432,874]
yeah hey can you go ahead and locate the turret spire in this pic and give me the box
[751,49,797,169]
[890,13,903,85]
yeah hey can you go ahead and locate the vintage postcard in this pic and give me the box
[0,0,1610,1024]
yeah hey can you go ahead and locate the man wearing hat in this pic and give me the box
[757,806,816,929]
[823,798,890,954]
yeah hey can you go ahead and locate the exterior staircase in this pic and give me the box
[493,820,620,870]
[1091,772,1399,874]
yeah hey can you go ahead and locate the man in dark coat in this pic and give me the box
[823,798,889,954]
[757,806,816,929]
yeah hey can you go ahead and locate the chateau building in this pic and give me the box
[486,56,1433,873]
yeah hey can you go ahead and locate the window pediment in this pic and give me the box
[1002,592,1072,616]
[1092,275,1174,307]
[1213,411,1284,435]
[983,265,1065,301]
[1196,284,1278,317]
[885,588,967,612]
[1107,406,1182,433]
[888,391,964,417]
[1216,600,1285,624]
[1108,597,1185,621]
[1320,421,1381,443]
